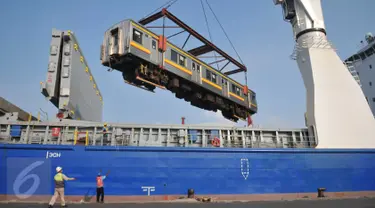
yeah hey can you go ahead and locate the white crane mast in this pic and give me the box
[274,0,375,148]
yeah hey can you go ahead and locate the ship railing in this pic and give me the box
[344,61,362,86]
[0,129,316,149]
[0,122,314,148]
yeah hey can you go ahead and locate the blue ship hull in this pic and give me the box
[1,144,375,201]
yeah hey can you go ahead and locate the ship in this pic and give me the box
[1,0,375,204]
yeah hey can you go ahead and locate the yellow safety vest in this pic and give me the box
[54,173,64,188]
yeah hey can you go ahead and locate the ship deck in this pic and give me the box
[2,198,375,208]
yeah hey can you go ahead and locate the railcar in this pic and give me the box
[100,19,257,122]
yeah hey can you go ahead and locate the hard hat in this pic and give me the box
[56,166,62,172]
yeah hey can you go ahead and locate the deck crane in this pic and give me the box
[274,0,375,148]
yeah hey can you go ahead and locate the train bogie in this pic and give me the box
[100,19,258,122]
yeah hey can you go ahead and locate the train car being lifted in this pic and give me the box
[100,11,257,123]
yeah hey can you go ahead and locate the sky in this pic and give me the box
[0,0,374,128]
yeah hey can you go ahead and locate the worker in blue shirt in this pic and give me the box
[96,169,110,203]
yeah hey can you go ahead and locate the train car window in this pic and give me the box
[236,87,241,96]
[133,28,143,44]
[111,28,119,46]
[211,73,217,83]
[222,79,227,85]
[152,40,156,49]
[193,62,201,72]
[231,84,241,96]
[113,33,118,46]
[206,70,211,80]
[171,50,178,62]
[179,54,186,66]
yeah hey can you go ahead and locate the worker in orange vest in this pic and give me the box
[96,169,110,203]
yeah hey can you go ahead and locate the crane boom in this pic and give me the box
[274,0,375,148]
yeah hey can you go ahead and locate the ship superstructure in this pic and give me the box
[345,32,375,117]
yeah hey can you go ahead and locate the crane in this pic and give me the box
[274,0,375,148]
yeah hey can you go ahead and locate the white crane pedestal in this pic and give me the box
[275,0,375,148]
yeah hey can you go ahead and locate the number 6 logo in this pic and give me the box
[13,161,44,199]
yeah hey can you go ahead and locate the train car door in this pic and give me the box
[150,38,158,64]
[222,78,229,97]
[192,62,202,84]
[109,28,119,56]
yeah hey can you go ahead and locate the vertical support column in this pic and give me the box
[43,126,50,144]
[73,128,78,145]
[184,129,189,147]
[111,127,116,146]
[75,126,79,145]
[158,128,161,146]
[128,128,133,146]
[241,130,246,148]
[5,124,11,136]
[202,130,206,147]
[63,126,69,144]
[85,131,89,146]
[5,124,11,142]
[233,130,237,148]
[227,130,231,147]
[275,131,280,148]
[19,125,23,143]
[166,129,170,147]
[24,125,30,144]
[292,131,297,145]
[93,127,97,145]
[131,128,135,146]
[140,128,144,146]
[149,128,152,145]
[299,131,304,147]
[100,126,104,146]
[219,130,223,148]
[57,128,61,145]
[251,131,255,148]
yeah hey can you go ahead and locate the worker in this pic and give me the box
[48,166,76,208]
[102,123,108,141]
[96,169,110,203]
